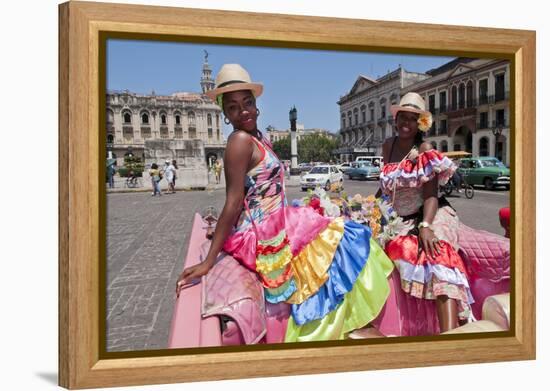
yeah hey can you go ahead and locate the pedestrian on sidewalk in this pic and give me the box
[214,159,222,184]
[171,159,178,191]
[163,160,176,194]
[149,163,162,196]
[107,161,116,188]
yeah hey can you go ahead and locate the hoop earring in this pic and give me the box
[256,109,260,117]
[224,117,231,125]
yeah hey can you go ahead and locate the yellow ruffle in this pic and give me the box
[256,244,292,274]
[286,218,345,304]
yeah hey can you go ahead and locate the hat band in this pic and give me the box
[217,80,249,89]
[402,103,423,111]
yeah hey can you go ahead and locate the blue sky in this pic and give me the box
[107,40,454,136]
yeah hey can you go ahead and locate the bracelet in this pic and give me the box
[418,221,432,229]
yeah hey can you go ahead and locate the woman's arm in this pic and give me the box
[176,131,253,293]
[418,142,441,258]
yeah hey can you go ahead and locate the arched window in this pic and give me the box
[353,108,358,125]
[207,113,213,126]
[479,137,489,156]
[440,140,448,152]
[341,113,346,129]
[360,104,367,123]
[123,112,132,124]
[160,114,167,125]
[107,134,114,144]
[141,113,149,124]
[175,115,181,125]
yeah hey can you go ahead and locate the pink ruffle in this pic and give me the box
[381,150,456,191]
[223,206,331,272]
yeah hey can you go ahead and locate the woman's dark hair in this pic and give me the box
[151,163,158,169]
[414,131,424,148]
[172,160,178,169]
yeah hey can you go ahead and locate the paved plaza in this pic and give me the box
[105,179,509,352]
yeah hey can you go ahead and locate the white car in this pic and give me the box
[300,165,343,191]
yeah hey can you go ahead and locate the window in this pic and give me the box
[189,127,196,139]
[440,119,447,135]
[381,105,386,119]
[466,81,474,108]
[216,115,220,128]
[354,108,358,125]
[495,73,505,101]
[479,79,488,104]
[428,95,436,113]
[496,109,505,126]
[141,113,149,124]
[361,105,366,123]
[479,137,489,156]
[208,128,213,138]
[439,91,447,112]
[175,115,181,125]
[107,134,114,144]
[458,84,465,109]
[370,108,374,121]
[161,114,166,125]
[123,112,131,124]
[479,112,488,129]
[207,113,212,126]
[440,140,448,152]
[217,128,221,140]
[454,143,461,151]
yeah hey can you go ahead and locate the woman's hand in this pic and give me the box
[419,227,441,259]
[175,262,212,298]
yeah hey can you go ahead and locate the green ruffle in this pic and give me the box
[284,238,394,342]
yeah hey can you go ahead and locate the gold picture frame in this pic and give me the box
[59,1,536,389]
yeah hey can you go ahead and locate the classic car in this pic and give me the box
[346,161,381,180]
[457,157,510,190]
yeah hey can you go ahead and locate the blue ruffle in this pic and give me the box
[290,221,371,325]
[265,278,297,304]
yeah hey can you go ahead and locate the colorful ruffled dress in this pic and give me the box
[379,146,474,321]
[223,134,394,342]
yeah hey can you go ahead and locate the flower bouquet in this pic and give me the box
[295,188,411,247]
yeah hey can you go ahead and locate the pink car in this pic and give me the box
[169,212,510,347]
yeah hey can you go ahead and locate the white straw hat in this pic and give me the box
[390,92,431,119]
[205,64,263,101]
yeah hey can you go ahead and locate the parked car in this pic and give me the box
[298,162,313,173]
[300,165,343,191]
[337,162,353,173]
[457,157,510,190]
[346,161,381,180]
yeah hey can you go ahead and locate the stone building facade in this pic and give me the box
[402,58,510,165]
[106,55,225,169]
[336,67,430,161]
[266,124,337,143]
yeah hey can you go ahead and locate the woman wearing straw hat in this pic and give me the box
[176,64,394,342]
[378,92,473,332]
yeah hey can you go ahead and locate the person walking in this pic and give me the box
[149,163,162,196]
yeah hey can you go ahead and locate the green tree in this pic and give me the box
[297,134,339,163]
[272,136,291,160]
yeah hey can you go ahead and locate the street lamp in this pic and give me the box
[491,121,503,160]
[289,106,300,175]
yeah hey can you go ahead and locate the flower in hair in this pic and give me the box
[417,113,433,132]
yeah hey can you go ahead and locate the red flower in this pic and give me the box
[308,197,325,216]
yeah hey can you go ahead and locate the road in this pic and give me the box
[105,179,509,352]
